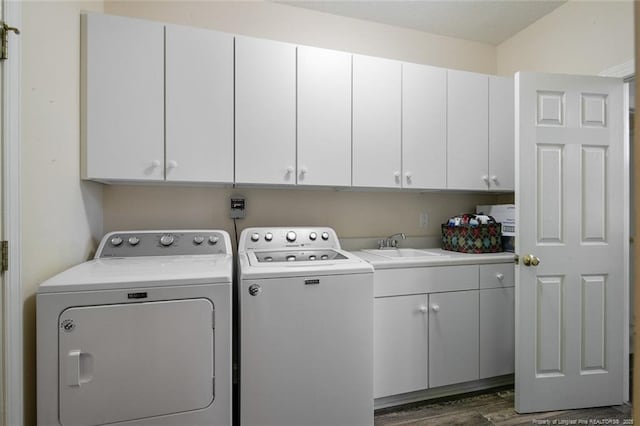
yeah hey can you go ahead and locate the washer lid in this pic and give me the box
[37,254,232,293]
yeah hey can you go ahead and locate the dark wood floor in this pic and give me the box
[374,387,632,425]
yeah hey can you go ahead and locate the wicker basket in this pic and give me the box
[441,223,503,253]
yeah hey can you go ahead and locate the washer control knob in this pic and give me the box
[208,236,219,245]
[321,232,330,241]
[128,237,140,246]
[159,234,174,247]
[110,236,123,247]
[286,231,297,242]
[193,236,205,245]
[265,232,273,242]
[251,233,260,242]
[309,232,317,241]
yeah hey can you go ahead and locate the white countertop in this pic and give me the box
[350,249,515,269]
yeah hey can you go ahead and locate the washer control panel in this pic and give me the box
[96,230,231,258]
[239,227,340,251]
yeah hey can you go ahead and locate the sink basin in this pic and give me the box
[362,248,446,259]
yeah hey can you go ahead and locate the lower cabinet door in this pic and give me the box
[374,295,428,398]
[480,287,515,378]
[429,290,479,387]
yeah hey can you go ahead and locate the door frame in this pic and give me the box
[3,0,22,424]
[599,60,634,404]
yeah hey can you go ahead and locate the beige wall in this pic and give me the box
[105,0,497,73]
[104,186,499,243]
[22,2,104,424]
[497,0,634,77]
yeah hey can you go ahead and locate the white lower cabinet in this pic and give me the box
[373,295,428,398]
[373,262,514,401]
[480,287,515,379]
[428,290,480,387]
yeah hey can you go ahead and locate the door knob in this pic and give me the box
[522,254,541,267]
[419,305,428,314]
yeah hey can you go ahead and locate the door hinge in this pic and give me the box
[1,240,8,272]
[0,22,20,61]
[514,254,519,265]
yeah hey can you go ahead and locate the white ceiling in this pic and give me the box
[277,0,567,45]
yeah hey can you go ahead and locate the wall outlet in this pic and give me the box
[419,212,429,228]
[231,196,246,219]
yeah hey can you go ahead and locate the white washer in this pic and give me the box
[37,230,232,426]
[238,227,374,426]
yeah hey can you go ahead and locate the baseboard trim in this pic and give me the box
[374,375,515,410]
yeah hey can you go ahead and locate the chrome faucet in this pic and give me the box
[377,233,406,249]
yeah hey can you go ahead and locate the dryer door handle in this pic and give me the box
[66,350,94,387]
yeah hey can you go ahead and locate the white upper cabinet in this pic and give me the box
[165,25,234,183]
[235,36,296,185]
[297,46,352,187]
[447,70,489,191]
[352,55,402,188]
[402,63,447,189]
[82,13,164,181]
[488,76,515,191]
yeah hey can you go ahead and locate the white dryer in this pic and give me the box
[238,227,374,426]
[37,230,232,426]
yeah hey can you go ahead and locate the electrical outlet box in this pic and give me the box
[231,197,246,219]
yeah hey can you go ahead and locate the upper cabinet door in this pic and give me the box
[447,70,489,191]
[235,37,296,185]
[488,76,515,191]
[82,13,164,181]
[165,25,234,183]
[297,46,352,187]
[352,55,402,188]
[402,63,447,189]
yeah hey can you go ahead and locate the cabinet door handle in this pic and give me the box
[419,305,428,313]
[167,160,178,170]
[151,160,161,168]
[496,273,504,281]
[431,304,440,312]
[491,175,498,183]
[393,171,401,183]
[481,175,489,184]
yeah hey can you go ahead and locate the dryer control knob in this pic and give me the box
[110,236,123,247]
[193,236,205,245]
[265,232,273,242]
[321,232,330,241]
[309,232,317,241]
[128,237,140,246]
[208,236,219,245]
[286,231,297,242]
[160,234,174,246]
[251,233,260,242]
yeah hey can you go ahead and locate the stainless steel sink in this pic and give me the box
[362,248,447,259]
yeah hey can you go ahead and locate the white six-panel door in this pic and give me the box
[515,72,624,412]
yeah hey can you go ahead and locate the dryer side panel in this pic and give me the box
[58,298,214,425]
